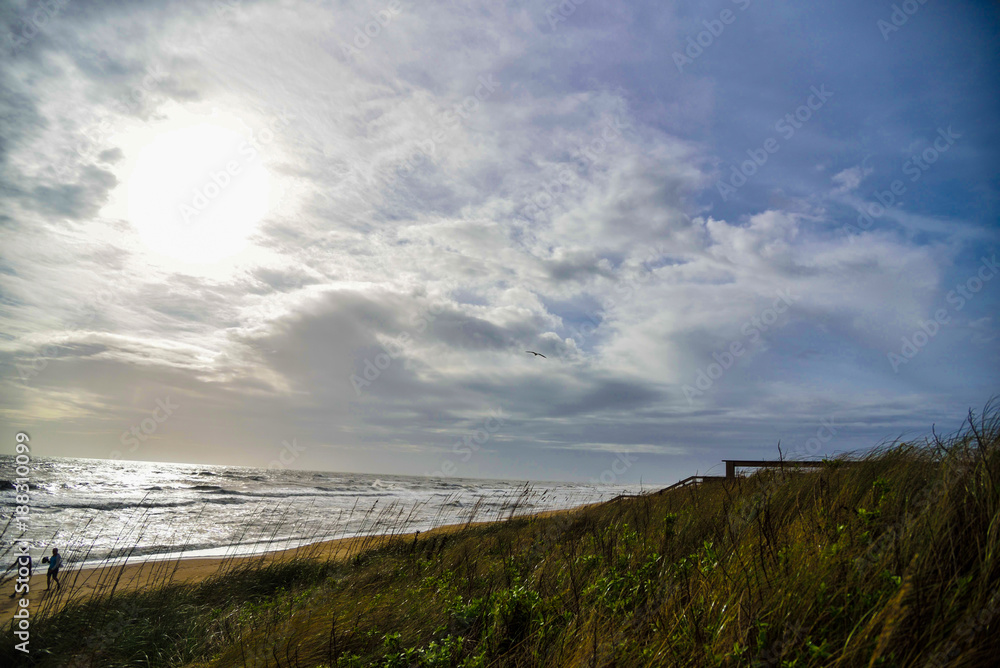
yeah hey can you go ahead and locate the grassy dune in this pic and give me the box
[3,403,999,667]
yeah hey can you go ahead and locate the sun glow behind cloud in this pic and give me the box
[0,0,996,480]
[104,106,274,266]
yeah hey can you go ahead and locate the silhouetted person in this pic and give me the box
[45,548,61,591]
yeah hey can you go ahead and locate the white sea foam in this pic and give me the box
[0,457,642,569]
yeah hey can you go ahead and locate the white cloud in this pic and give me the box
[0,0,994,480]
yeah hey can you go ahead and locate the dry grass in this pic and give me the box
[3,402,999,667]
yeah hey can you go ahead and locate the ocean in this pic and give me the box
[0,457,642,570]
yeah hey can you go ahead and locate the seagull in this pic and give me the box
[525,350,546,358]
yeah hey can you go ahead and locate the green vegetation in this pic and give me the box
[4,404,999,666]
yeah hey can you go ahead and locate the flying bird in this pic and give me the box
[525,351,546,358]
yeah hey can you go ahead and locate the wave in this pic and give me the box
[203,497,245,505]
[0,458,618,570]
[199,487,398,500]
[55,499,199,511]
[103,540,223,560]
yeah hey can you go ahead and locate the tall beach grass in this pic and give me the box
[2,401,998,666]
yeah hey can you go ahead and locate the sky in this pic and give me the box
[0,0,997,484]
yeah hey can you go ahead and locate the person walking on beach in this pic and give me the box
[45,548,61,591]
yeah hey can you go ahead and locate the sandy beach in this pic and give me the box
[0,526,453,621]
[0,508,582,622]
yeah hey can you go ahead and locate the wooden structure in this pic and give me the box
[722,459,840,479]
[610,474,726,502]
[609,459,853,502]
[655,474,727,493]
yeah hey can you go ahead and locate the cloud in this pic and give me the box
[28,164,118,218]
[831,159,873,194]
[0,0,996,481]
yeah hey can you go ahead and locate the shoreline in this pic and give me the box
[0,505,589,621]
[0,527,443,621]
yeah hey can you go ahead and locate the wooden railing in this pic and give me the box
[609,474,727,502]
[608,459,853,503]
[653,474,727,493]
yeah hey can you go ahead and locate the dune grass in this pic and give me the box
[3,402,999,666]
